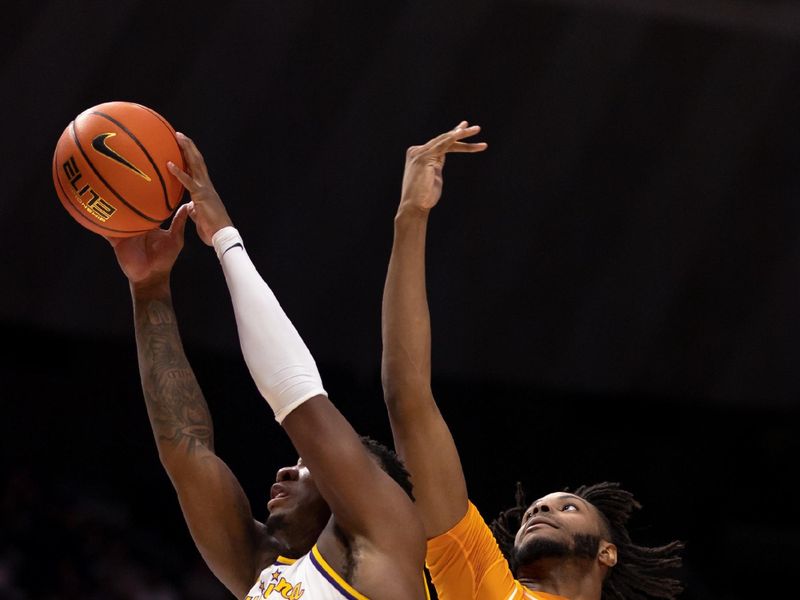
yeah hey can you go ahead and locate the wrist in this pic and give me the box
[394,203,431,224]
[212,226,244,260]
[130,274,171,298]
[209,216,234,237]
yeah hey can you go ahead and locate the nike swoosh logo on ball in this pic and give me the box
[91,132,152,182]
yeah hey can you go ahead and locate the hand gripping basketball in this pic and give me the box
[167,133,233,246]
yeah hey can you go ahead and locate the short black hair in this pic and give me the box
[359,435,414,501]
[490,481,684,600]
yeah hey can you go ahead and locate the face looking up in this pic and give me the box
[513,492,615,566]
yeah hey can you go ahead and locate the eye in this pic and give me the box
[562,503,578,512]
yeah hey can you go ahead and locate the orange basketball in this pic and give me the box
[52,101,185,237]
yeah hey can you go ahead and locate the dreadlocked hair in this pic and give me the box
[489,481,684,600]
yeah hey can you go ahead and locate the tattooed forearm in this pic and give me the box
[134,296,214,455]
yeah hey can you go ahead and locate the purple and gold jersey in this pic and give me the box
[245,545,368,600]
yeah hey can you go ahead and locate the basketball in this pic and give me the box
[52,101,185,237]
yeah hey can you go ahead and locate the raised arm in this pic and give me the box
[381,122,487,537]
[109,207,267,599]
[168,134,426,597]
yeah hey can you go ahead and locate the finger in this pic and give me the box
[186,200,198,220]
[419,126,466,152]
[103,235,122,248]
[425,121,468,149]
[409,121,481,154]
[167,160,198,192]
[448,141,489,153]
[432,121,481,148]
[172,201,190,224]
[169,203,190,238]
[449,124,482,141]
[175,132,209,180]
[429,125,483,153]
[175,132,206,178]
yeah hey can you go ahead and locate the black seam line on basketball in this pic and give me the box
[221,243,243,257]
[92,110,171,212]
[53,151,152,234]
[71,121,162,223]
[91,133,152,181]
[139,104,175,135]
[136,104,183,211]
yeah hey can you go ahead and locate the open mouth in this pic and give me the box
[268,483,290,509]
[267,492,289,511]
[270,483,288,500]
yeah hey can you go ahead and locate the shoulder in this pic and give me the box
[428,501,485,545]
[317,522,426,598]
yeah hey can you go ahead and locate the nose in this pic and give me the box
[531,501,551,515]
[275,465,299,482]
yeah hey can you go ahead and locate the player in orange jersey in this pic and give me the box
[380,121,683,599]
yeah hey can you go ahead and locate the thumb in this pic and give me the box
[169,203,190,238]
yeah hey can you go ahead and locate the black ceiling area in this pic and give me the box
[2,2,799,598]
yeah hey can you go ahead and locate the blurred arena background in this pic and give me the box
[3,2,800,598]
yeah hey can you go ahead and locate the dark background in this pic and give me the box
[2,1,799,598]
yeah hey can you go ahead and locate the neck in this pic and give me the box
[517,557,604,600]
[267,514,330,559]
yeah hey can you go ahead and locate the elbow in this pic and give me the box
[155,441,214,481]
[156,446,185,477]
[382,380,434,417]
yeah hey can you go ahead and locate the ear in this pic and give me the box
[598,541,618,568]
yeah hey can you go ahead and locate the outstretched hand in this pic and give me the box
[167,132,233,246]
[398,121,487,216]
[107,203,190,285]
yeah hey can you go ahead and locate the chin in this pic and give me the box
[265,509,290,535]
[514,533,601,567]
[514,536,572,565]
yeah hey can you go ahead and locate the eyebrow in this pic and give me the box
[532,494,589,508]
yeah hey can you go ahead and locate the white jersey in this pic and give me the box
[244,545,368,600]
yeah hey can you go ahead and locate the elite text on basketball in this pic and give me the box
[62,156,117,222]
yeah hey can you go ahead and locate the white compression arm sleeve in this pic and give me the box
[212,226,327,423]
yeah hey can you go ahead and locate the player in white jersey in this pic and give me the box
[108,133,428,599]
[247,545,380,600]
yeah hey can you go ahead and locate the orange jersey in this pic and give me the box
[426,502,568,600]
